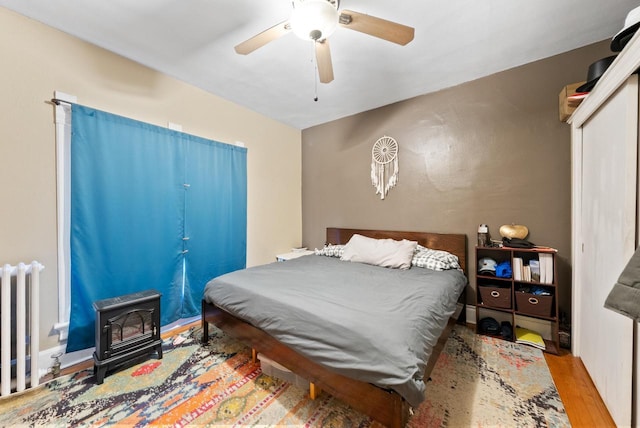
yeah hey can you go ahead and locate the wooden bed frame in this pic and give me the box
[201,227,467,428]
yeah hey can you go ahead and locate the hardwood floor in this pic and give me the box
[545,349,616,427]
[49,322,615,426]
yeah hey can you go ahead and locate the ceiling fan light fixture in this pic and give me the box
[290,0,339,41]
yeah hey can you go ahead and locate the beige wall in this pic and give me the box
[302,40,613,318]
[0,8,302,350]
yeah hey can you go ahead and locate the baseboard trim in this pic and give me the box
[466,304,477,325]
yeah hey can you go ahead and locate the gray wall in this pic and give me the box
[301,40,612,317]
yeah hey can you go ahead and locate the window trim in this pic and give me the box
[53,90,76,341]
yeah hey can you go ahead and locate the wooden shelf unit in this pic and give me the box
[475,246,560,354]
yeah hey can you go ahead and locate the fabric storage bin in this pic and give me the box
[479,285,511,309]
[259,354,308,390]
[515,291,553,317]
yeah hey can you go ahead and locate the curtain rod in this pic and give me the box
[50,98,75,106]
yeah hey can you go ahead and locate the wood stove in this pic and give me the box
[93,289,162,384]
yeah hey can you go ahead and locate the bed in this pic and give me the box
[201,227,467,427]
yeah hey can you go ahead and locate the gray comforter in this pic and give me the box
[203,254,467,407]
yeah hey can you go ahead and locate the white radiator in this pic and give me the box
[0,261,43,396]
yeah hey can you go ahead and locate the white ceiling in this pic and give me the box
[2,0,638,129]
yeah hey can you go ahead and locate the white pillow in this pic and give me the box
[341,234,417,269]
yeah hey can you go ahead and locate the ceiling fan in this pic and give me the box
[234,0,415,84]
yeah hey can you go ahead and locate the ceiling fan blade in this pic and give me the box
[338,10,414,45]
[315,39,334,84]
[234,20,290,55]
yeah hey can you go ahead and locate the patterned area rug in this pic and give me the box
[0,325,569,427]
[413,326,570,427]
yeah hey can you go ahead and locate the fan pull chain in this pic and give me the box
[313,42,319,102]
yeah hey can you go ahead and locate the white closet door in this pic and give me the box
[578,76,637,427]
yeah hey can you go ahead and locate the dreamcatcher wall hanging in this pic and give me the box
[371,135,399,200]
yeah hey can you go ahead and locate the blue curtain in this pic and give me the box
[67,105,247,352]
[182,139,247,317]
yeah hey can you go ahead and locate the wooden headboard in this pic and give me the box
[326,227,467,274]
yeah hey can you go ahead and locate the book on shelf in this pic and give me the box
[539,253,554,284]
[515,327,546,350]
[513,257,523,281]
[529,259,540,282]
